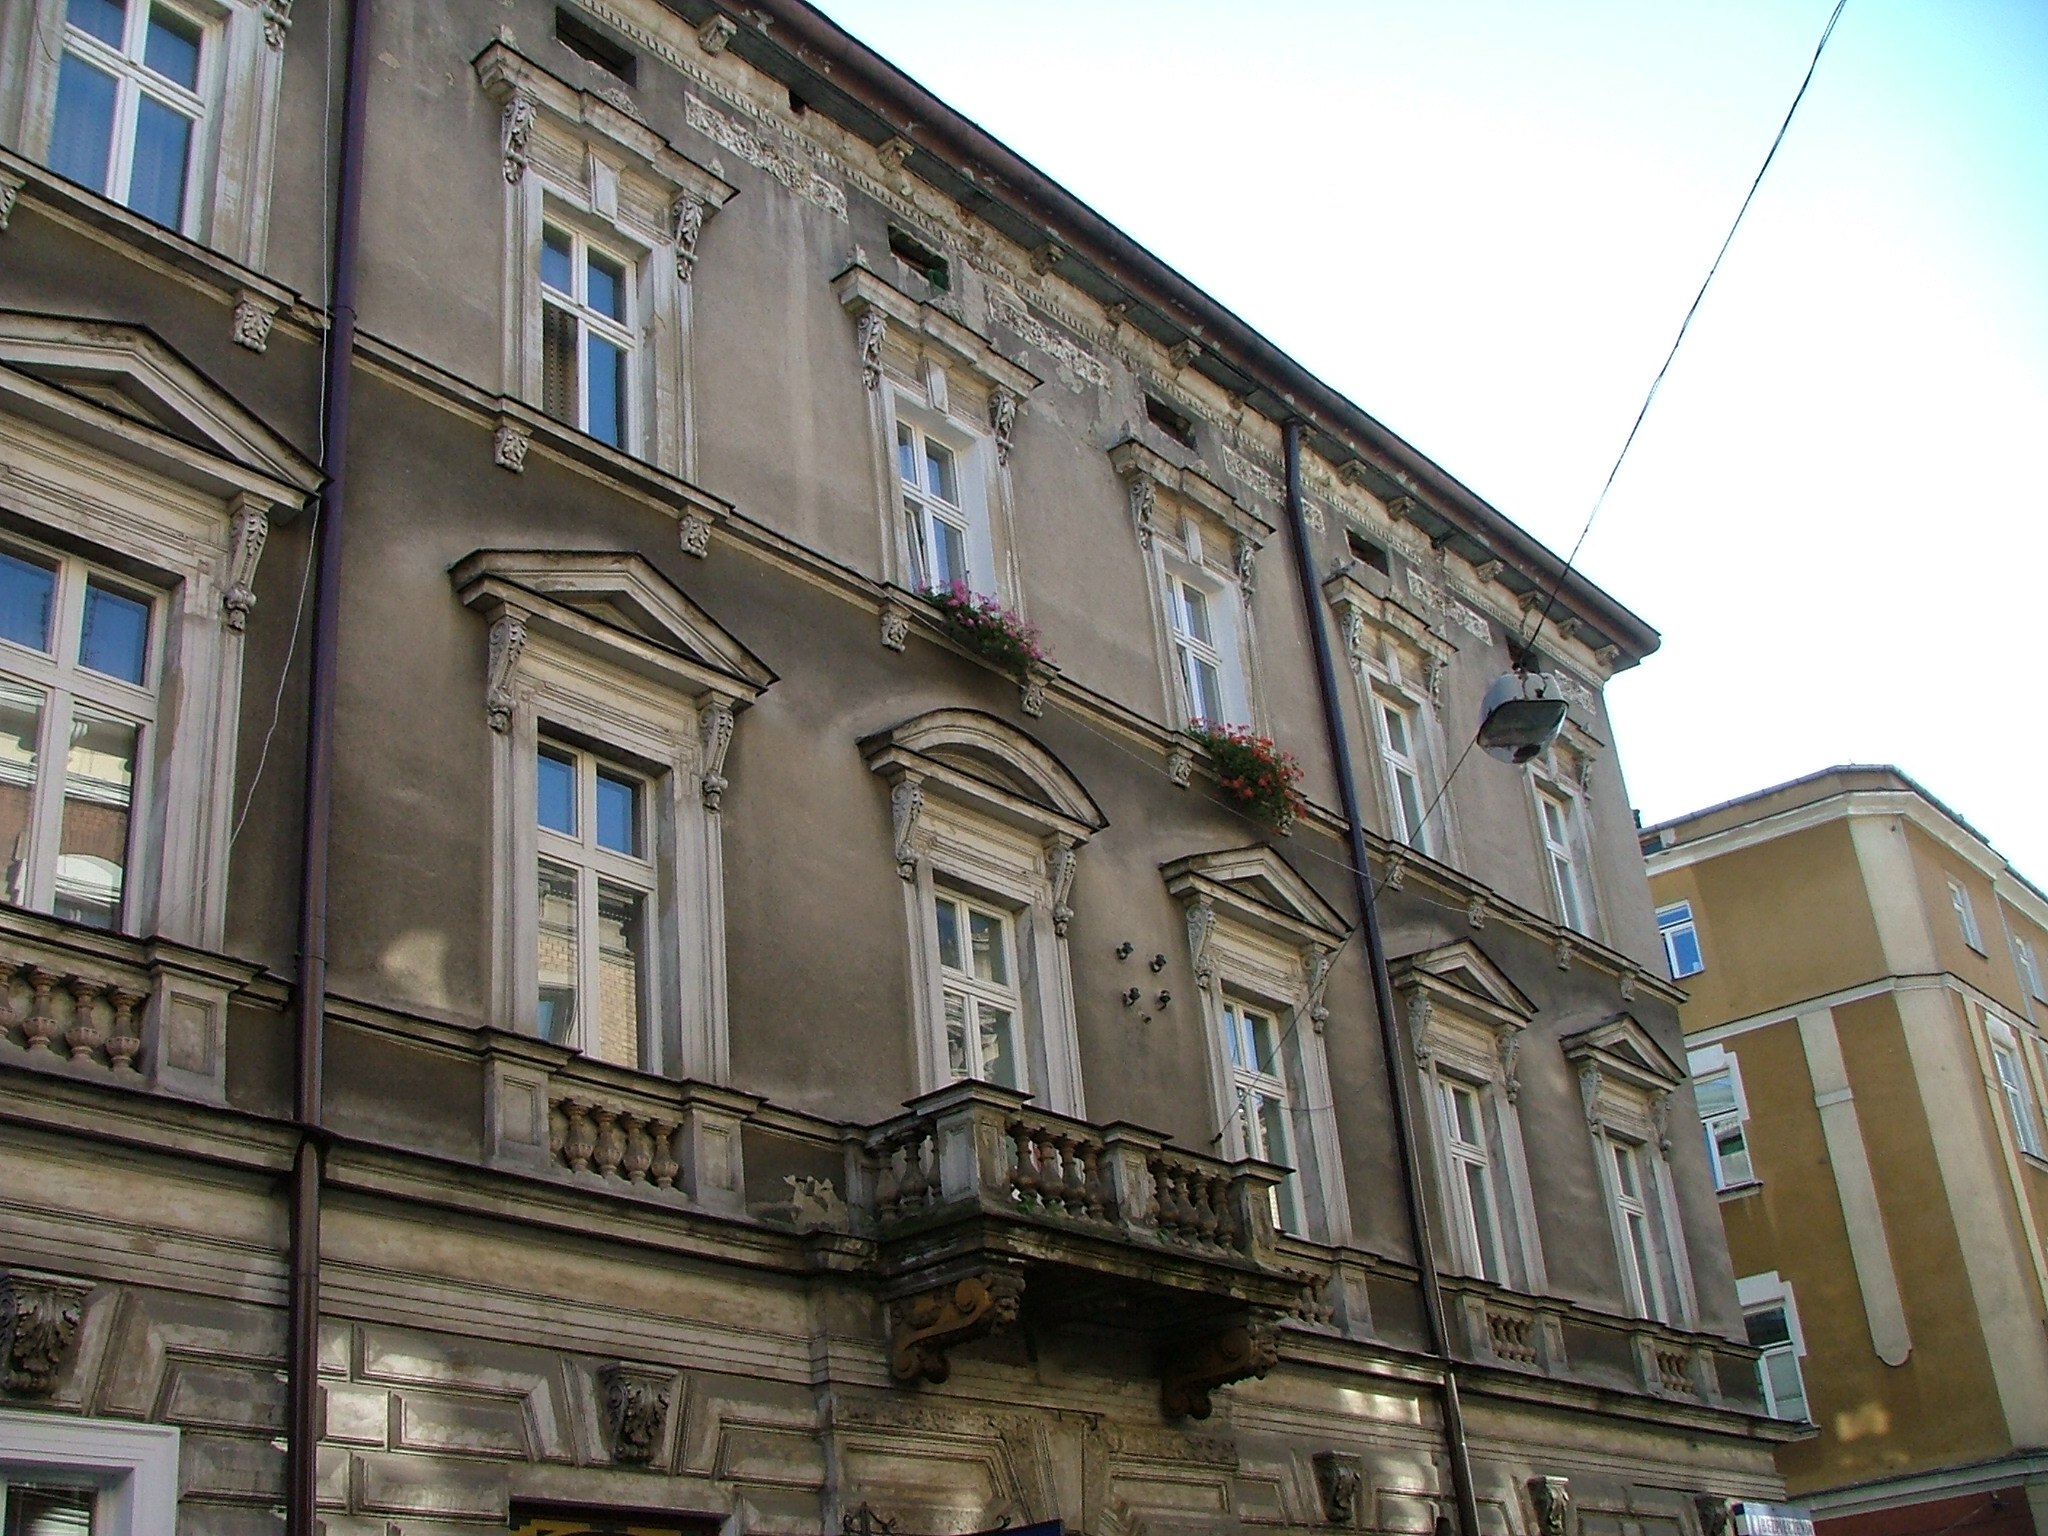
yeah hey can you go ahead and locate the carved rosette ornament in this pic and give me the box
[698,700,735,811]
[221,501,269,632]
[1159,1320,1279,1419]
[598,1364,672,1466]
[1312,1450,1364,1527]
[493,420,532,473]
[888,1271,1023,1384]
[988,387,1019,465]
[1528,1477,1572,1536]
[891,777,926,880]
[672,194,707,282]
[231,292,278,353]
[500,93,537,184]
[679,513,713,558]
[856,309,887,391]
[0,1269,91,1397]
[485,612,527,733]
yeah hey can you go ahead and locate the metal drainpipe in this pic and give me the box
[288,0,371,1531]
[1281,419,1481,1536]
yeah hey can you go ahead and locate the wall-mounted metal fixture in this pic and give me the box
[1115,941,1134,960]
[1122,987,1141,1007]
[1156,991,1172,1007]
[1149,953,1167,972]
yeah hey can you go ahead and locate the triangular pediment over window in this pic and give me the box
[451,549,776,704]
[1390,940,1537,1032]
[0,310,319,511]
[1560,1012,1685,1092]
[1160,845,1349,949]
[862,708,1106,842]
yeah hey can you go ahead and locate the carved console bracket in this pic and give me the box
[1695,1497,1735,1536]
[221,497,269,632]
[0,1269,91,1397]
[1529,1477,1572,1536]
[888,1270,1023,1384]
[0,169,24,233]
[1313,1450,1364,1526]
[1159,1319,1278,1419]
[230,290,278,353]
[598,1363,674,1466]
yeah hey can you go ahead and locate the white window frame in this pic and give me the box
[1166,555,1246,730]
[539,220,638,450]
[1373,687,1439,855]
[931,883,1027,1090]
[1687,1044,1756,1191]
[892,395,996,598]
[1658,899,1705,979]
[1168,846,1353,1247]
[1950,878,1985,953]
[478,42,733,480]
[1983,1009,2045,1159]
[2017,935,2047,1005]
[0,1409,179,1536]
[864,709,1105,1118]
[1530,763,1599,938]
[1735,1272,1810,1422]
[3,0,286,263]
[1222,992,1305,1234]
[1439,1075,1508,1280]
[457,551,772,1084]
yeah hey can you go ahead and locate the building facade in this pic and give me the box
[0,2,1795,1535]
[1645,769,2048,1536]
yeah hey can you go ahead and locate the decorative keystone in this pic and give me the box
[599,1363,673,1466]
[0,1269,92,1397]
[1313,1450,1363,1526]
[1529,1477,1571,1536]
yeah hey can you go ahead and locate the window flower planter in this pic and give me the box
[1186,722,1305,832]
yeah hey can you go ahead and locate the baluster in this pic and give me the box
[649,1118,680,1189]
[1008,1120,1038,1205]
[0,958,21,1046]
[562,1100,597,1171]
[1080,1141,1106,1219]
[549,1099,569,1163]
[621,1114,653,1183]
[873,1136,901,1221]
[64,978,104,1065]
[899,1127,931,1212]
[105,988,145,1072]
[21,968,60,1053]
[1144,1157,1166,1230]
[1057,1134,1087,1215]
[1214,1175,1242,1250]
[592,1107,625,1178]
[1160,1165,1189,1238]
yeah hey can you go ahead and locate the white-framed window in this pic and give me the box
[1169,571,1230,727]
[1608,1134,1670,1321]
[540,223,634,449]
[1689,1047,1755,1191]
[1223,995,1304,1234]
[892,403,994,597]
[47,0,211,231]
[1439,1075,1507,1281]
[1658,900,1704,979]
[1987,1015,2044,1159]
[933,886,1024,1089]
[534,738,654,1069]
[0,538,158,931]
[1736,1273,1810,1422]
[0,1410,180,1536]
[1374,692,1436,855]
[1538,786,1594,934]
[1951,879,1985,953]
[2017,935,2047,1004]
[866,709,1104,1117]
[457,551,772,1083]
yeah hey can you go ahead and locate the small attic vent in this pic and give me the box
[888,226,949,293]
[1145,394,1195,448]
[1346,529,1390,577]
[555,10,636,84]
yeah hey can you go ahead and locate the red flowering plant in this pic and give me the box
[1186,720,1306,831]
[926,582,1051,683]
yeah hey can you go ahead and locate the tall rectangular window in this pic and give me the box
[2016,936,2046,1003]
[49,0,208,230]
[0,542,154,931]
[897,421,970,593]
[1991,1036,2044,1158]
[1609,1136,1668,1321]
[933,889,1023,1090]
[1745,1300,1809,1420]
[1950,879,1985,953]
[1658,900,1704,978]
[1539,789,1590,933]
[1375,696,1433,854]
[1439,1078,1505,1281]
[1169,576,1227,727]
[1694,1066,1754,1189]
[1223,997,1303,1234]
[540,224,633,448]
[534,739,652,1069]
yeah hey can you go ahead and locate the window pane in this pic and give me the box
[0,681,46,907]
[1395,767,1426,846]
[978,1003,1019,1089]
[1187,653,1223,724]
[594,767,638,855]
[536,860,578,1043]
[1763,1350,1807,1419]
[536,746,576,834]
[595,881,644,1070]
[1694,1070,1738,1118]
[925,442,957,504]
[1714,1122,1753,1184]
[1745,1305,1792,1349]
[0,550,58,652]
[903,507,932,590]
[80,579,149,683]
[126,94,194,228]
[55,706,136,929]
[586,334,625,447]
[1256,1091,1292,1168]
[1381,704,1409,756]
[1247,1010,1279,1073]
[66,0,127,46]
[1178,583,1212,645]
[896,423,917,486]
[1450,1084,1482,1145]
[1542,796,1567,845]
[943,989,970,1078]
[1670,925,1704,977]
[585,250,626,322]
[541,303,578,425]
[931,516,967,591]
[541,227,574,294]
[3,1482,97,1536]
[1627,1212,1659,1315]
[50,55,119,195]
[144,5,202,88]
[1612,1141,1638,1197]
[1464,1161,1501,1280]
[968,906,1007,985]
[934,895,963,972]
[1552,852,1583,929]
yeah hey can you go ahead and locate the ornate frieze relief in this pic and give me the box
[598,1363,673,1465]
[684,93,848,220]
[0,1269,91,1397]
[888,1270,1023,1383]
[1403,568,1491,642]
[986,286,1110,391]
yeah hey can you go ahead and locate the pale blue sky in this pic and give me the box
[814,1,2048,876]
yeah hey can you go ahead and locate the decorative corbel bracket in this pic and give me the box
[1408,991,1434,1068]
[493,416,532,472]
[1128,477,1156,549]
[598,1363,673,1465]
[231,290,279,353]
[1529,1477,1572,1536]
[1313,1450,1364,1527]
[1185,894,1216,986]
[891,774,926,880]
[260,0,291,47]
[989,386,1019,465]
[672,193,707,282]
[1499,1031,1522,1104]
[1159,1319,1278,1419]
[1302,943,1338,1034]
[888,1270,1023,1384]
[697,13,737,53]
[221,496,270,632]
[0,1269,92,1397]
[0,170,21,233]
[500,91,538,184]
[485,609,529,733]
[1045,833,1078,937]
[879,600,910,652]
[699,698,736,811]
[679,511,713,558]
[856,308,887,391]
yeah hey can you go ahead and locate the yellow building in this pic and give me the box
[1643,767,2048,1536]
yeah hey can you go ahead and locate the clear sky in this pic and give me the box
[812,0,2048,877]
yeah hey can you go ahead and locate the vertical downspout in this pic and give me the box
[1281,419,1481,1536]
[287,0,371,1532]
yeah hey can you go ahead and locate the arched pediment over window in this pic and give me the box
[861,708,1106,842]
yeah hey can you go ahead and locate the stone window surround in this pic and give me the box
[476,41,735,483]
[1526,735,1603,943]
[1564,1014,1698,1328]
[1165,845,1352,1247]
[1113,438,1272,736]
[862,708,1105,1119]
[453,549,772,1085]
[0,1407,180,1536]
[833,262,1039,608]
[1396,941,1548,1294]
[0,0,287,265]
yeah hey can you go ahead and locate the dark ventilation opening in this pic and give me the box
[888,225,950,293]
[555,10,636,84]
[1345,529,1390,577]
[788,86,808,115]
[1145,394,1195,448]
[1508,639,1548,675]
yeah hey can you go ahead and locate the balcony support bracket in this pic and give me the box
[1159,1317,1279,1419]
[888,1268,1024,1384]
